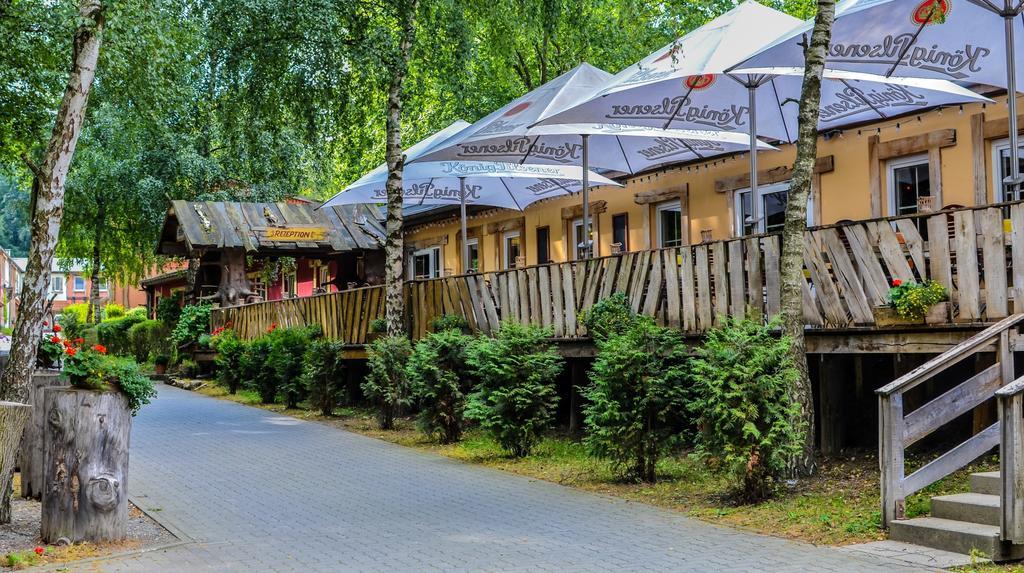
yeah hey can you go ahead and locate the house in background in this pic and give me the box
[11,258,148,314]
[0,247,22,329]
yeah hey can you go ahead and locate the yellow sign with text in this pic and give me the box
[265,227,329,242]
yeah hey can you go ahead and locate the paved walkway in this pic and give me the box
[84,385,934,572]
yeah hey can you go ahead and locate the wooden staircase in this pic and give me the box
[878,314,1024,561]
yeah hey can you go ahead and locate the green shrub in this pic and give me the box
[408,329,475,443]
[241,337,275,403]
[157,296,182,326]
[58,311,84,341]
[177,358,198,378]
[466,323,563,457]
[212,330,246,394]
[96,314,146,356]
[429,314,468,333]
[125,307,148,321]
[362,335,413,429]
[126,320,171,363]
[81,326,99,347]
[690,318,805,502]
[267,326,320,409]
[170,304,211,349]
[103,303,126,320]
[369,317,387,334]
[154,354,170,368]
[302,339,347,416]
[580,293,634,341]
[583,315,692,482]
[63,349,156,415]
[61,303,90,325]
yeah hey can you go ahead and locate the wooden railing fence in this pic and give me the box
[211,201,1024,343]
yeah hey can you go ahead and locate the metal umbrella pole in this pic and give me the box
[459,176,469,273]
[748,84,760,234]
[1005,8,1021,198]
[581,134,591,259]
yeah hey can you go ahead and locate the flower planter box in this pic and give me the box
[873,302,950,327]
[925,302,951,325]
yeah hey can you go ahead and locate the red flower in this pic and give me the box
[65,348,77,357]
[52,324,61,333]
[33,546,43,556]
[42,321,48,327]
[74,337,85,344]
[50,336,60,344]
[892,279,903,287]
[92,344,107,355]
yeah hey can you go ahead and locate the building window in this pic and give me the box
[992,138,1024,203]
[536,227,550,264]
[98,279,108,292]
[73,276,86,292]
[503,231,521,269]
[248,273,267,301]
[656,202,683,247]
[888,154,931,217]
[411,247,441,279]
[50,275,64,295]
[314,264,331,293]
[572,218,593,260]
[734,181,807,235]
[283,271,297,298]
[465,238,479,273]
[612,213,629,252]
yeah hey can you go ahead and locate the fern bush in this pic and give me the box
[362,335,413,429]
[267,326,321,409]
[466,322,563,457]
[690,319,805,502]
[408,328,475,443]
[580,293,634,341]
[241,337,276,403]
[302,339,347,416]
[583,315,692,483]
[212,330,246,394]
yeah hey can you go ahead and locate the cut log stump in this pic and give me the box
[42,388,130,543]
[19,370,62,499]
[0,401,32,524]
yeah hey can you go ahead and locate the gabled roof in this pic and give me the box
[157,201,385,257]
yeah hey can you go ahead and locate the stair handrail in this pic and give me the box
[878,313,1024,527]
[997,374,1024,542]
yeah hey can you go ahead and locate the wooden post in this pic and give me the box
[819,355,845,456]
[999,388,1024,542]
[879,392,905,526]
[18,370,62,499]
[42,388,131,543]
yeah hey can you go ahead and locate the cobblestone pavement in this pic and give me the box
[82,384,934,572]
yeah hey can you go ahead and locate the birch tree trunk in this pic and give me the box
[0,403,31,524]
[383,0,420,336]
[87,199,106,323]
[0,0,104,524]
[780,0,835,477]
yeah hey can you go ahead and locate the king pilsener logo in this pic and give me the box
[684,74,716,90]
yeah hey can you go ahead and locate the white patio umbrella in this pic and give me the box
[415,63,775,258]
[538,1,988,228]
[732,0,1024,194]
[321,160,620,271]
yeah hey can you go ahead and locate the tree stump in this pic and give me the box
[0,402,32,524]
[42,388,130,543]
[19,370,63,499]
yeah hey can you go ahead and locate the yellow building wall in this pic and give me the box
[404,95,1017,276]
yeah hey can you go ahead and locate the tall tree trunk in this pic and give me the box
[383,0,419,336]
[88,199,106,323]
[185,255,201,305]
[0,0,104,524]
[780,0,835,477]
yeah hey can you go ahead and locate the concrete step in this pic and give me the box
[931,493,1001,526]
[889,517,1004,559]
[971,471,1001,495]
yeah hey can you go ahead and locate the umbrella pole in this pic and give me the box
[748,85,760,234]
[582,134,591,259]
[1006,13,1021,200]
[460,177,469,273]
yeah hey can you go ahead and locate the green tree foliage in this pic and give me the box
[302,339,347,416]
[580,292,634,341]
[241,337,276,403]
[583,308,692,483]
[126,320,171,363]
[690,319,806,502]
[170,304,212,349]
[267,326,322,409]
[212,330,246,394]
[466,323,563,457]
[156,296,183,327]
[362,335,413,430]
[408,328,474,443]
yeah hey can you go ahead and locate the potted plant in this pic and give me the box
[367,318,387,344]
[36,323,67,370]
[43,341,156,543]
[874,279,950,326]
[153,354,170,376]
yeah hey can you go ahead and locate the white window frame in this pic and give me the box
[464,238,479,273]
[72,276,86,292]
[571,217,595,260]
[283,270,297,298]
[655,202,683,247]
[502,231,521,269]
[887,153,930,217]
[50,275,65,295]
[733,181,810,236]
[410,247,441,279]
[991,137,1024,203]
